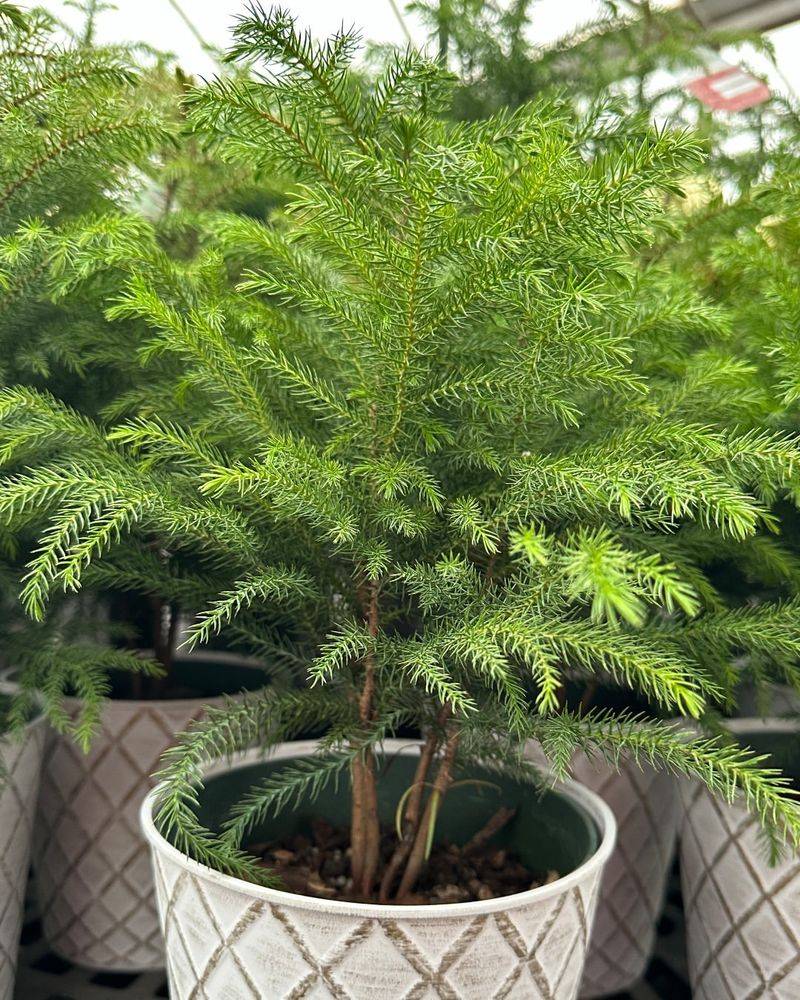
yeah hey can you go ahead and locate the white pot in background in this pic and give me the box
[525,742,679,998]
[142,740,617,1000]
[32,654,266,972]
[573,755,679,998]
[679,718,800,999]
[0,690,46,1000]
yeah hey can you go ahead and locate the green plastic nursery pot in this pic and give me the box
[0,683,46,1000]
[142,739,617,1000]
[32,653,268,973]
[679,719,800,999]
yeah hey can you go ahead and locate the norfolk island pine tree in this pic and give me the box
[408,0,794,197]
[3,5,800,900]
[369,2,800,722]
[0,4,178,737]
[0,5,296,743]
[646,139,800,645]
[414,0,800,711]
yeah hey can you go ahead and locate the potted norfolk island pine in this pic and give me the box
[0,7,278,974]
[657,158,800,997]
[0,5,175,984]
[7,8,800,997]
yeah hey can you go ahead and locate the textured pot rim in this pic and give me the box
[679,717,800,815]
[723,717,800,736]
[140,738,617,920]
[2,653,267,714]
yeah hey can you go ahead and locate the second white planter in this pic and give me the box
[526,740,680,997]
[573,754,679,998]
[32,654,266,972]
[679,718,800,999]
[0,690,46,1000]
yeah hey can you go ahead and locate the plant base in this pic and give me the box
[142,740,616,1000]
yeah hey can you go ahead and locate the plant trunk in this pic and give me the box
[350,741,381,897]
[359,747,380,896]
[350,581,381,897]
[379,729,438,901]
[580,680,598,714]
[437,0,451,65]
[395,727,459,899]
[150,596,178,698]
[379,706,449,902]
[350,753,367,890]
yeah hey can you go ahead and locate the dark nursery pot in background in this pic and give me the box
[32,653,267,972]
[141,739,616,1000]
[679,719,800,999]
[0,683,46,1000]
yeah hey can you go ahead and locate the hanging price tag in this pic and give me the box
[685,65,771,112]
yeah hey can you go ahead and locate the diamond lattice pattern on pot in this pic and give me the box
[33,701,209,971]
[575,755,679,998]
[0,717,45,1000]
[680,778,800,999]
[151,848,603,1000]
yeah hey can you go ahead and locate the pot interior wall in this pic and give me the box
[562,680,662,719]
[735,729,800,786]
[109,656,266,700]
[194,750,599,878]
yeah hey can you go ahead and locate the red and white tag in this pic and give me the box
[685,65,770,112]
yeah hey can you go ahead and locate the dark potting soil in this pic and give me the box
[247,815,559,905]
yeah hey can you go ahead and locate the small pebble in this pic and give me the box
[489,849,506,869]
[306,874,336,898]
[434,884,469,903]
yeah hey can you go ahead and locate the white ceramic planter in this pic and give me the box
[525,740,679,998]
[572,754,679,998]
[142,740,616,1000]
[679,719,800,999]
[32,654,266,972]
[0,694,46,1000]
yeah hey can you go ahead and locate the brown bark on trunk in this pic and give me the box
[579,680,598,714]
[359,747,380,897]
[350,580,381,898]
[349,754,366,890]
